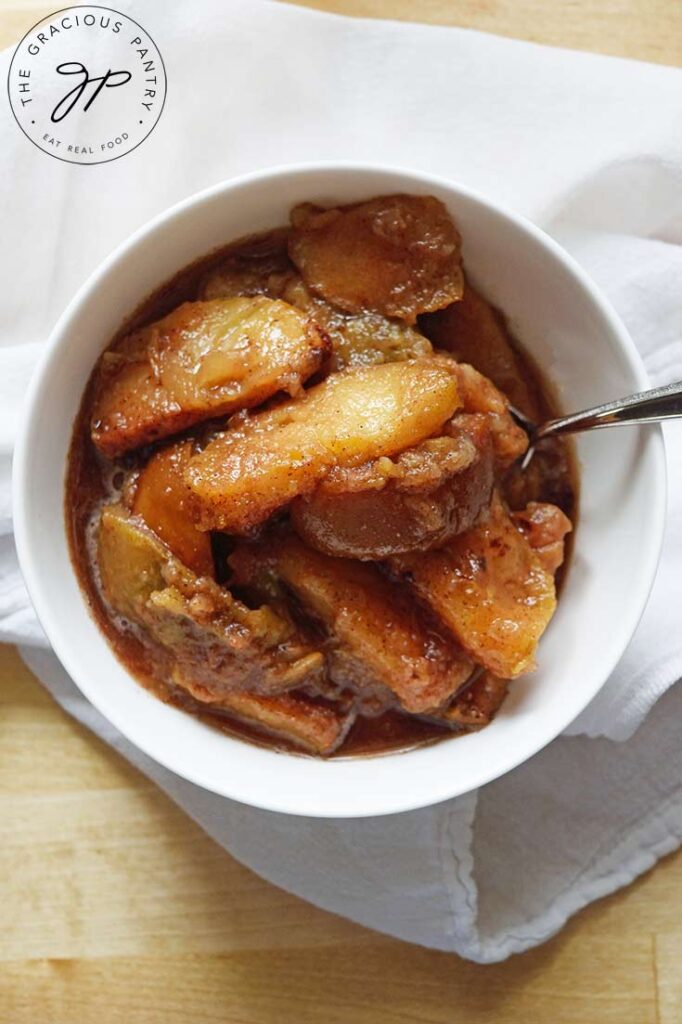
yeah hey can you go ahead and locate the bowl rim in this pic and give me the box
[13,161,667,817]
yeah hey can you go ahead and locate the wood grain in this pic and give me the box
[2,2,682,1022]
[282,0,682,66]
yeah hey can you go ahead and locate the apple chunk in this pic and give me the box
[132,441,214,577]
[229,533,473,714]
[279,275,434,370]
[91,296,330,457]
[97,504,323,698]
[391,493,557,678]
[211,690,354,756]
[291,415,494,559]
[186,357,461,534]
[289,195,463,322]
[451,362,528,469]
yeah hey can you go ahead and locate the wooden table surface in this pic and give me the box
[2,2,682,1021]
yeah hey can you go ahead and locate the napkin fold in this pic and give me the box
[3,0,682,962]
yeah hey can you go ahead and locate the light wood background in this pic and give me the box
[2,2,681,1021]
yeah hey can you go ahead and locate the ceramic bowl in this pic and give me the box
[13,164,666,817]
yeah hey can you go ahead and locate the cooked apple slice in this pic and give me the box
[390,493,556,678]
[421,280,540,417]
[291,416,494,559]
[212,690,355,756]
[230,534,473,714]
[280,275,433,369]
[91,296,330,457]
[451,362,528,469]
[289,195,463,323]
[186,357,461,534]
[512,502,572,574]
[97,504,323,697]
[146,585,323,703]
[133,441,214,577]
[97,502,168,622]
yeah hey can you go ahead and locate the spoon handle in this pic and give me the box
[535,378,682,442]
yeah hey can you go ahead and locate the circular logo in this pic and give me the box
[7,5,167,165]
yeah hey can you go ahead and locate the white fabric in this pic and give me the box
[2,0,682,962]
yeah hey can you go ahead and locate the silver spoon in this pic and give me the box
[510,378,682,469]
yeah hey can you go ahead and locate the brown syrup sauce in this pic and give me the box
[66,226,577,758]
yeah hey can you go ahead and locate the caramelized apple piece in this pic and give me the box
[438,672,509,730]
[291,416,494,559]
[230,535,473,714]
[512,502,572,574]
[186,357,461,534]
[289,195,463,323]
[97,505,324,697]
[147,586,323,703]
[280,274,433,369]
[316,427,482,496]
[213,690,354,755]
[451,362,528,469]
[91,296,330,457]
[421,280,540,417]
[390,493,557,678]
[97,502,168,622]
[133,441,214,577]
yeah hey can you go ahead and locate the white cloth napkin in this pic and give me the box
[3,0,682,962]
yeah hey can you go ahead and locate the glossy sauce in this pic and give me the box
[66,228,577,758]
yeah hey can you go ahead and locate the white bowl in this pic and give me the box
[13,164,666,818]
